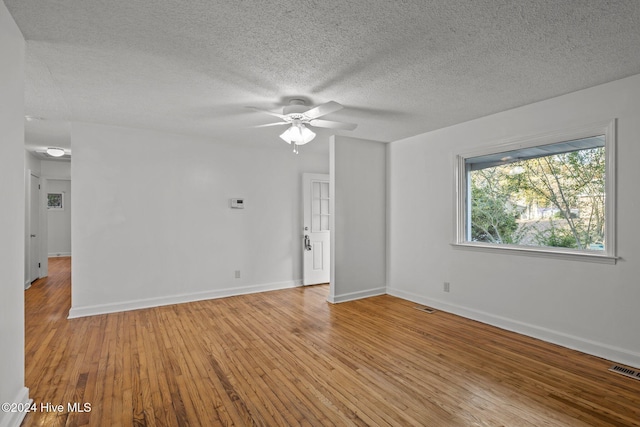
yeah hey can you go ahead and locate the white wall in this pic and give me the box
[0,3,30,427]
[25,152,41,175]
[388,73,640,368]
[70,122,328,317]
[330,136,387,302]
[41,159,71,179]
[47,179,72,256]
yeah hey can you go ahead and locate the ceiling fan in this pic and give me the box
[249,99,357,153]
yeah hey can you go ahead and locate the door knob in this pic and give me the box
[30,234,36,238]
[304,235,312,251]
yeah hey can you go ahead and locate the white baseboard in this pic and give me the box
[387,287,640,370]
[24,280,31,290]
[328,287,386,304]
[48,253,71,258]
[0,387,30,427]
[68,279,302,318]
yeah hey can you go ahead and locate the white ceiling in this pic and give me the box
[5,0,640,155]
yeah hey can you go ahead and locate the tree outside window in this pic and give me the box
[469,145,605,251]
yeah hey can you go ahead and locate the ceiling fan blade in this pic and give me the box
[246,106,287,120]
[303,101,343,120]
[254,122,289,128]
[309,119,357,131]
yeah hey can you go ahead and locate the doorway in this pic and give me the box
[302,173,330,285]
[27,172,41,287]
[46,179,72,258]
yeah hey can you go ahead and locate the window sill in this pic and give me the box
[451,242,618,265]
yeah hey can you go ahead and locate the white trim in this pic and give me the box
[25,170,41,285]
[385,143,392,295]
[451,242,618,264]
[48,252,71,258]
[329,137,337,302]
[387,287,640,370]
[327,287,386,304]
[454,119,617,261]
[67,279,302,318]
[0,387,30,427]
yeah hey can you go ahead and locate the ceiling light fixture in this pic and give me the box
[279,121,316,154]
[46,147,65,157]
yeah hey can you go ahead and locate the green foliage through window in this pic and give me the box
[467,140,606,251]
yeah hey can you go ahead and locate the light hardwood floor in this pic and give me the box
[22,257,640,426]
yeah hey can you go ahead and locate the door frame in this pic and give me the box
[302,173,331,286]
[38,175,72,278]
[26,170,41,288]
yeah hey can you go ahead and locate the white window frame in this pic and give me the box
[453,119,617,264]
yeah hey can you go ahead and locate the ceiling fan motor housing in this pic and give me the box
[283,99,309,115]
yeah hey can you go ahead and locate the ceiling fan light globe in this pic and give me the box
[279,124,316,145]
[279,127,294,144]
[297,125,316,145]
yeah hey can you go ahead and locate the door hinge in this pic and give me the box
[38,184,41,189]
[38,262,41,268]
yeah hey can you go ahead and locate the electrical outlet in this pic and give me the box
[235,270,241,279]
[443,282,450,292]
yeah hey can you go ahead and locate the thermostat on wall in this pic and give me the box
[230,198,244,209]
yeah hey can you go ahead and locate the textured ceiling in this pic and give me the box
[5,0,640,154]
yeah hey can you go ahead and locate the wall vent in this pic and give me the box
[608,365,640,381]
[414,306,436,314]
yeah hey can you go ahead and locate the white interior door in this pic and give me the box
[302,173,330,285]
[29,173,41,283]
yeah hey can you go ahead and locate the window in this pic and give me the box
[455,120,616,263]
[47,192,64,210]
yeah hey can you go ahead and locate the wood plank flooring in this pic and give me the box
[22,257,640,426]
